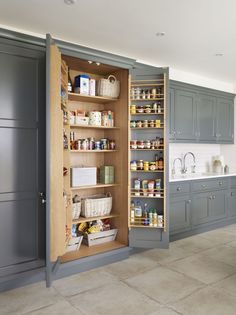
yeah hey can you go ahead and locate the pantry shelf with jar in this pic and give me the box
[47,36,168,283]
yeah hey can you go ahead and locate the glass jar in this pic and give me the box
[137,140,144,149]
[149,120,155,128]
[149,162,156,171]
[145,105,151,113]
[130,140,137,149]
[144,161,149,171]
[155,120,161,128]
[143,120,148,128]
[151,88,157,99]
[144,140,151,149]
[130,104,136,115]
[136,120,143,128]
[130,160,137,171]
[130,120,136,128]
[136,106,144,113]
[137,160,144,170]
[141,90,146,99]
[146,90,151,99]
[109,140,116,150]
[136,87,141,99]
[130,88,135,99]
[152,102,157,113]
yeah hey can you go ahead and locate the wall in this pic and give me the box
[169,143,221,175]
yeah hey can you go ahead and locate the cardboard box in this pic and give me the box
[74,74,90,95]
[71,167,97,187]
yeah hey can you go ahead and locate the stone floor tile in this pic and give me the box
[148,305,181,315]
[105,253,159,280]
[173,235,221,254]
[125,266,204,305]
[213,273,236,297]
[53,267,117,297]
[170,286,236,315]
[201,244,236,267]
[199,229,236,245]
[167,253,236,284]
[69,281,160,315]
[24,300,83,315]
[226,240,236,248]
[0,282,60,315]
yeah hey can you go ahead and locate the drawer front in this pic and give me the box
[170,182,190,195]
[192,179,228,192]
[230,177,236,188]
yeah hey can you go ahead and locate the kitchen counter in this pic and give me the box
[169,172,236,182]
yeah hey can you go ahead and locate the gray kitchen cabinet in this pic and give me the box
[196,93,216,141]
[209,190,227,221]
[169,81,235,144]
[170,195,191,235]
[192,192,210,226]
[216,98,234,143]
[174,89,196,140]
[228,189,236,217]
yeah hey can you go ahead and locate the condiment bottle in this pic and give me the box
[158,152,164,170]
[130,201,135,223]
[135,201,142,218]
[153,210,158,227]
[155,154,159,170]
[143,203,149,226]
[149,209,153,227]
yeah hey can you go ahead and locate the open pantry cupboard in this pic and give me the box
[46,35,169,285]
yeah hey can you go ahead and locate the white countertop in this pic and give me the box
[169,172,236,182]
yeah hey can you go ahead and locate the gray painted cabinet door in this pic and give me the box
[174,89,196,140]
[209,190,227,221]
[216,98,234,143]
[228,189,236,217]
[169,88,175,140]
[196,94,216,141]
[170,195,191,235]
[192,192,210,226]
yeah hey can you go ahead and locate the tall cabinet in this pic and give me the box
[46,35,169,286]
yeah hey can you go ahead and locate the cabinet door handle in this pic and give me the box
[201,184,206,188]
[209,196,213,200]
[231,192,235,196]
[212,195,216,199]
[219,181,223,186]
[187,199,192,204]
[177,131,181,135]
[177,187,181,192]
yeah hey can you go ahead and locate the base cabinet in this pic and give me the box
[192,192,210,226]
[228,189,236,217]
[170,195,191,235]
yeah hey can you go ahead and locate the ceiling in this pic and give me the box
[0,0,236,85]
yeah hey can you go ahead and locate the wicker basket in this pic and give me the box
[72,201,81,220]
[81,193,112,218]
[97,75,120,99]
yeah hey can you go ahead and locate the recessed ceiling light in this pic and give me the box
[156,32,165,37]
[64,0,77,5]
[215,53,224,57]
[88,60,93,64]
[96,62,101,66]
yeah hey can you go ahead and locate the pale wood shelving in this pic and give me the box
[73,213,119,224]
[71,183,119,190]
[70,124,119,130]
[70,150,118,153]
[68,92,118,104]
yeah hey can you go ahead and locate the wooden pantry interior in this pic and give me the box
[48,37,169,272]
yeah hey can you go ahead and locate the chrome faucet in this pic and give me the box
[182,152,196,174]
[172,157,183,175]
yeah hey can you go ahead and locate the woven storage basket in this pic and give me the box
[97,75,120,99]
[81,193,112,218]
[72,201,81,220]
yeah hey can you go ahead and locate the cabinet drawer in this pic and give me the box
[230,177,236,188]
[192,179,227,192]
[170,182,190,194]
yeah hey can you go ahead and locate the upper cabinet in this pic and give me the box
[169,81,235,144]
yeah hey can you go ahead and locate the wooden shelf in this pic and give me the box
[130,127,164,130]
[130,148,164,151]
[70,124,119,130]
[68,92,118,104]
[73,213,119,224]
[61,241,126,263]
[131,83,164,87]
[130,112,164,116]
[71,183,119,190]
[130,195,164,199]
[70,150,118,153]
[131,170,164,173]
[129,224,164,229]
[130,98,164,102]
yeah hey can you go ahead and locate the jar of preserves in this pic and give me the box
[144,161,149,171]
[145,105,152,113]
[137,160,144,170]
[130,120,136,128]
[109,140,116,150]
[149,120,155,128]
[146,90,151,99]
[137,140,144,149]
[94,141,101,150]
[130,104,136,115]
[155,119,161,128]
[136,120,143,128]
[144,140,151,149]
[136,87,141,99]
[130,140,137,149]
[153,102,157,113]
[130,160,137,171]
[143,120,148,128]
[149,162,156,171]
[141,90,146,99]
[136,106,144,113]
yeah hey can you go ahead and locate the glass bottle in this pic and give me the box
[149,209,153,227]
[130,201,135,224]
[158,152,164,170]
[63,129,68,150]
[135,201,142,218]
[68,68,73,93]
[153,210,158,227]
[143,203,149,226]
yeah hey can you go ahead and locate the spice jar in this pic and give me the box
[155,120,161,128]
[151,88,157,98]
[136,106,144,113]
[153,102,157,113]
[157,103,162,113]
[130,160,137,171]
[141,90,146,99]
[94,141,101,150]
[143,120,148,128]
[136,120,143,128]
[109,140,116,150]
[137,140,144,149]
[136,87,141,99]
[130,88,135,99]
[144,161,149,171]
[149,162,156,171]
[145,105,152,113]
[130,120,136,128]
[144,140,151,149]
[146,90,151,99]
[149,120,155,128]
[130,105,136,115]
[130,140,137,149]
[137,160,144,170]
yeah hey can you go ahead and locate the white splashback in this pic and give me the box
[169,143,221,175]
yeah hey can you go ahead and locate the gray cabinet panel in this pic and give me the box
[228,189,236,217]
[192,178,228,192]
[209,190,227,221]
[170,182,190,195]
[170,195,191,235]
[174,89,196,140]
[129,228,164,248]
[216,98,234,143]
[192,192,210,226]
[196,94,216,141]
[169,88,175,140]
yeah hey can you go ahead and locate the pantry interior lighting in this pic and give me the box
[64,0,77,5]
[156,32,165,37]
[88,60,93,64]
[215,53,224,57]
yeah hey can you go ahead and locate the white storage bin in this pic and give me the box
[71,167,97,187]
[72,202,81,220]
[66,235,83,252]
[83,229,117,246]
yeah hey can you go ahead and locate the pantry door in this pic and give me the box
[128,64,169,248]
[46,34,66,270]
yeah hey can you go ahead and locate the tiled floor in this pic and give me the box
[1,224,236,315]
